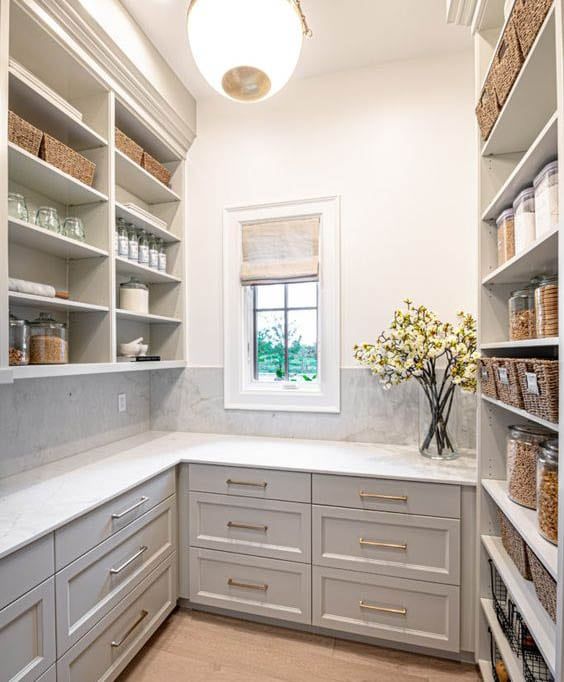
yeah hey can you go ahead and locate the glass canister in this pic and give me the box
[8,192,28,222]
[534,160,558,238]
[158,239,167,272]
[120,277,149,314]
[513,187,536,254]
[496,208,515,266]
[149,235,159,269]
[127,225,139,261]
[36,207,60,233]
[507,425,553,508]
[9,314,30,366]
[29,313,68,364]
[509,288,535,341]
[63,217,85,242]
[534,275,558,338]
[537,439,559,544]
[117,219,129,257]
[138,229,149,266]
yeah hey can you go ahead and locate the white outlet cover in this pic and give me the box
[118,393,127,413]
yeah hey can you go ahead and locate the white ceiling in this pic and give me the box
[121,0,472,100]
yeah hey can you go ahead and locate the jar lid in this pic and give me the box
[509,424,554,438]
[534,160,558,187]
[513,187,535,209]
[541,439,559,461]
[496,208,514,225]
[537,275,558,286]
[120,276,148,291]
[37,206,57,212]
[8,192,25,199]
[510,288,531,298]
[29,312,66,329]
[9,313,27,327]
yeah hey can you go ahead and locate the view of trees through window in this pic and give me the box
[253,282,318,383]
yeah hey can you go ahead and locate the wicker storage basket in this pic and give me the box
[513,0,553,57]
[499,509,532,579]
[476,78,500,142]
[141,151,172,186]
[526,546,557,622]
[39,134,96,186]
[516,359,559,423]
[115,127,143,164]
[8,111,43,156]
[479,357,499,399]
[493,358,524,408]
[492,19,524,107]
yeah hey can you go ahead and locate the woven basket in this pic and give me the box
[8,111,42,156]
[516,359,559,423]
[526,546,557,622]
[493,358,524,408]
[513,0,553,57]
[492,19,524,107]
[499,510,531,579]
[142,151,172,186]
[479,357,499,399]
[40,134,96,186]
[115,127,143,165]
[475,78,500,141]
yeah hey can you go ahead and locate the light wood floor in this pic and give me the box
[119,609,482,682]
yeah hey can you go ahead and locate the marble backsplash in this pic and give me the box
[150,367,477,450]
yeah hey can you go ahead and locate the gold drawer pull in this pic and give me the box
[359,600,407,616]
[227,578,268,591]
[227,521,268,532]
[226,479,268,488]
[359,538,407,550]
[111,496,149,519]
[110,546,148,574]
[111,609,149,648]
[359,491,408,502]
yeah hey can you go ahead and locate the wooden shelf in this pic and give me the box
[482,535,556,675]
[8,142,108,206]
[8,217,108,260]
[481,337,559,350]
[481,598,525,682]
[115,256,180,284]
[482,395,559,432]
[9,291,108,313]
[483,479,557,579]
[116,309,181,325]
[115,150,180,204]
[115,202,179,243]
[12,360,186,379]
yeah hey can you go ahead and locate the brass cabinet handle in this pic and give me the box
[110,546,148,574]
[111,496,149,519]
[359,538,407,550]
[226,479,268,488]
[227,521,268,532]
[227,578,268,591]
[111,609,149,647]
[359,491,408,502]
[359,600,407,616]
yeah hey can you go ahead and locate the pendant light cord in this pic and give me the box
[292,0,313,37]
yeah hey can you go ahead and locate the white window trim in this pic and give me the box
[223,196,340,413]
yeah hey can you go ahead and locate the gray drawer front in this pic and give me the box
[190,548,311,624]
[57,553,177,682]
[36,665,56,682]
[0,534,54,611]
[189,464,311,502]
[189,492,311,562]
[313,566,460,652]
[313,475,460,518]
[0,578,56,682]
[55,469,175,569]
[56,496,176,654]
[313,506,460,584]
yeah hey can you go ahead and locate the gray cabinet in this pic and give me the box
[0,535,54,611]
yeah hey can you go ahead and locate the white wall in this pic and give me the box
[187,50,477,368]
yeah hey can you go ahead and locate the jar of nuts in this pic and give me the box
[507,425,553,508]
[509,288,535,341]
[534,275,558,338]
[537,439,558,545]
[29,312,68,364]
[9,314,29,365]
[496,208,515,266]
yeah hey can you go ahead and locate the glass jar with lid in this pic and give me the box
[127,225,139,261]
[507,425,553,508]
[29,313,68,364]
[8,192,28,222]
[496,209,515,266]
[148,235,159,269]
[36,207,60,233]
[9,314,30,366]
[138,229,150,266]
[158,239,167,272]
[509,288,535,341]
[537,439,558,544]
[513,187,536,254]
[117,219,129,257]
[534,160,558,238]
[120,277,149,314]
[534,275,558,338]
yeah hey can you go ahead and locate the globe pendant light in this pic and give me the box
[187,0,311,102]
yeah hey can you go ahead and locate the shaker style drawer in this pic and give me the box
[0,534,54,611]
[55,469,175,570]
[57,553,177,682]
[313,566,460,652]
[190,548,311,624]
[56,496,176,654]
[36,665,56,682]
[0,578,56,682]
[313,506,460,584]
[313,475,460,518]
[189,464,311,503]
[189,492,311,562]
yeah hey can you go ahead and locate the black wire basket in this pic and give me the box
[489,626,507,682]
[520,616,554,682]
[489,559,520,653]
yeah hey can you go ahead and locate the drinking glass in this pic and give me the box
[63,217,86,242]
[36,207,60,233]
[8,193,28,222]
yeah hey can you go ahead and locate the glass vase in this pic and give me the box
[419,386,458,460]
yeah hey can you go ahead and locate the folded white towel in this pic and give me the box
[9,277,56,298]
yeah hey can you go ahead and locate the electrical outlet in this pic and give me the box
[118,393,127,413]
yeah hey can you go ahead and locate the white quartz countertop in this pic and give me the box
[0,430,477,561]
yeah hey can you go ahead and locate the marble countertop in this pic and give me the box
[0,430,477,561]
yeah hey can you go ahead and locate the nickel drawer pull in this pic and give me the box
[111,609,149,648]
[110,546,148,574]
[359,600,407,616]
[359,491,408,502]
[226,479,268,488]
[111,496,149,519]
[227,578,268,591]
[359,538,407,550]
[227,521,268,532]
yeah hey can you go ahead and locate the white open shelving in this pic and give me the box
[8,217,108,259]
[115,149,181,204]
[480,337,559,350]
[116,309,182,325]
[481,598,525,682]
[115,256,180,284]
[481,394,559,432]
[115,202,179,243]
[8,291,109,313]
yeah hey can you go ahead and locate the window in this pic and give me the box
[224,196,340,412]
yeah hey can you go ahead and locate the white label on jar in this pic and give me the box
[525,371,540,395]
[498,367,509,385]
[159,253,167,272]
[128,240,138,260]
[481,367,488,380]
[118,235,129,257]
[139,244,149,265]
[149,248,159,269]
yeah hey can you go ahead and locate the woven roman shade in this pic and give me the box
[240,216,320,286]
